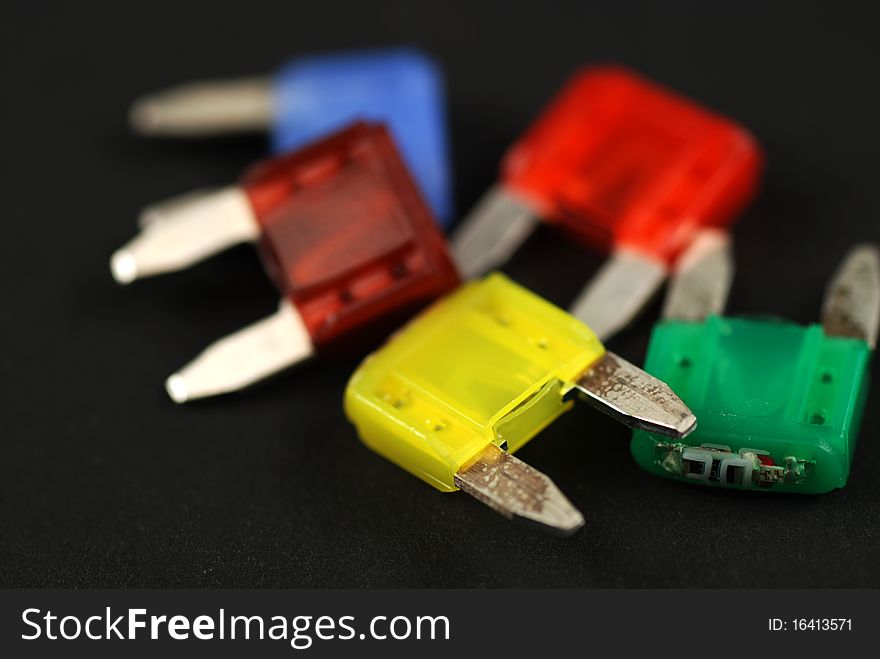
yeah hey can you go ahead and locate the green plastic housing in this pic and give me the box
[630,316,871,494]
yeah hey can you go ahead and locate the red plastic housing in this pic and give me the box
[501,66,763,264]
[241,122,460,351]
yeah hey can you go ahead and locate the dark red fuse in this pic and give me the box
[111,122,459,402]
[452,65,763,340]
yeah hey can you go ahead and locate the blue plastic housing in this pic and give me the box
[271,48,453,225]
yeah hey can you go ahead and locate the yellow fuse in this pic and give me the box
[345,273,696,534]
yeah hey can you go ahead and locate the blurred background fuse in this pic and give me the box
[452,65,763,341]
[129,47,454,225]
[111,122,460,403]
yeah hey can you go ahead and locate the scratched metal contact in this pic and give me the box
[454,444,584,536]
[570,352,697,438]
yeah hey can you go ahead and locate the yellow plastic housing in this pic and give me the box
[344,273,605,491]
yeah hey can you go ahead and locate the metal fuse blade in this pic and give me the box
[110,186,260,284]
[454,444,584,536]
[129,76,274,136]
[568,250,667,341]
[165,300,314,403]
[570,351,697,438]
[822,244,880,349]
[451,186,540,279]
[662,229,734,322]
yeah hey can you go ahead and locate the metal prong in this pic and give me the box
[821,244,880,349]
[129,76,273,136]
[568,249,667,341]
[110,186,259,284]
[570,351,697,438]
[166,300,314,403]
[454,444,584,536]
[662,229,734,322]
[451,186,540,279]
[138,187,221,229]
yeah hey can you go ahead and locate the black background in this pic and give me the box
[2,0,879,588]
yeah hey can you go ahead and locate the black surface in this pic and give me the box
[2,0,879,588]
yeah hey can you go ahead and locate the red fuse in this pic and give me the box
[452,65,763,340]
[111,122,460,402]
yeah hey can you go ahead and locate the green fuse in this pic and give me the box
[631,233,879,493]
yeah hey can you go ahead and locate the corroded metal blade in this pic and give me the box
[821,244,880,349]
[571,351,697,438]
[454,444,584,536]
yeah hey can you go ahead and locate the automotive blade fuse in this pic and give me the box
[451,65,763,340]
[111,122,460,402]
[345,273,697,535]
[631,236,879,493]
[128,48,453,224]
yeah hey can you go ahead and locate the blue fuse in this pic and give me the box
[129,48,453,225]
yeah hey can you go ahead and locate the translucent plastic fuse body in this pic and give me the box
[129,48,453,224]
[345,273,697,534]
[452,65,763,340]
[111,122,459,402]
[630,237,880,493]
